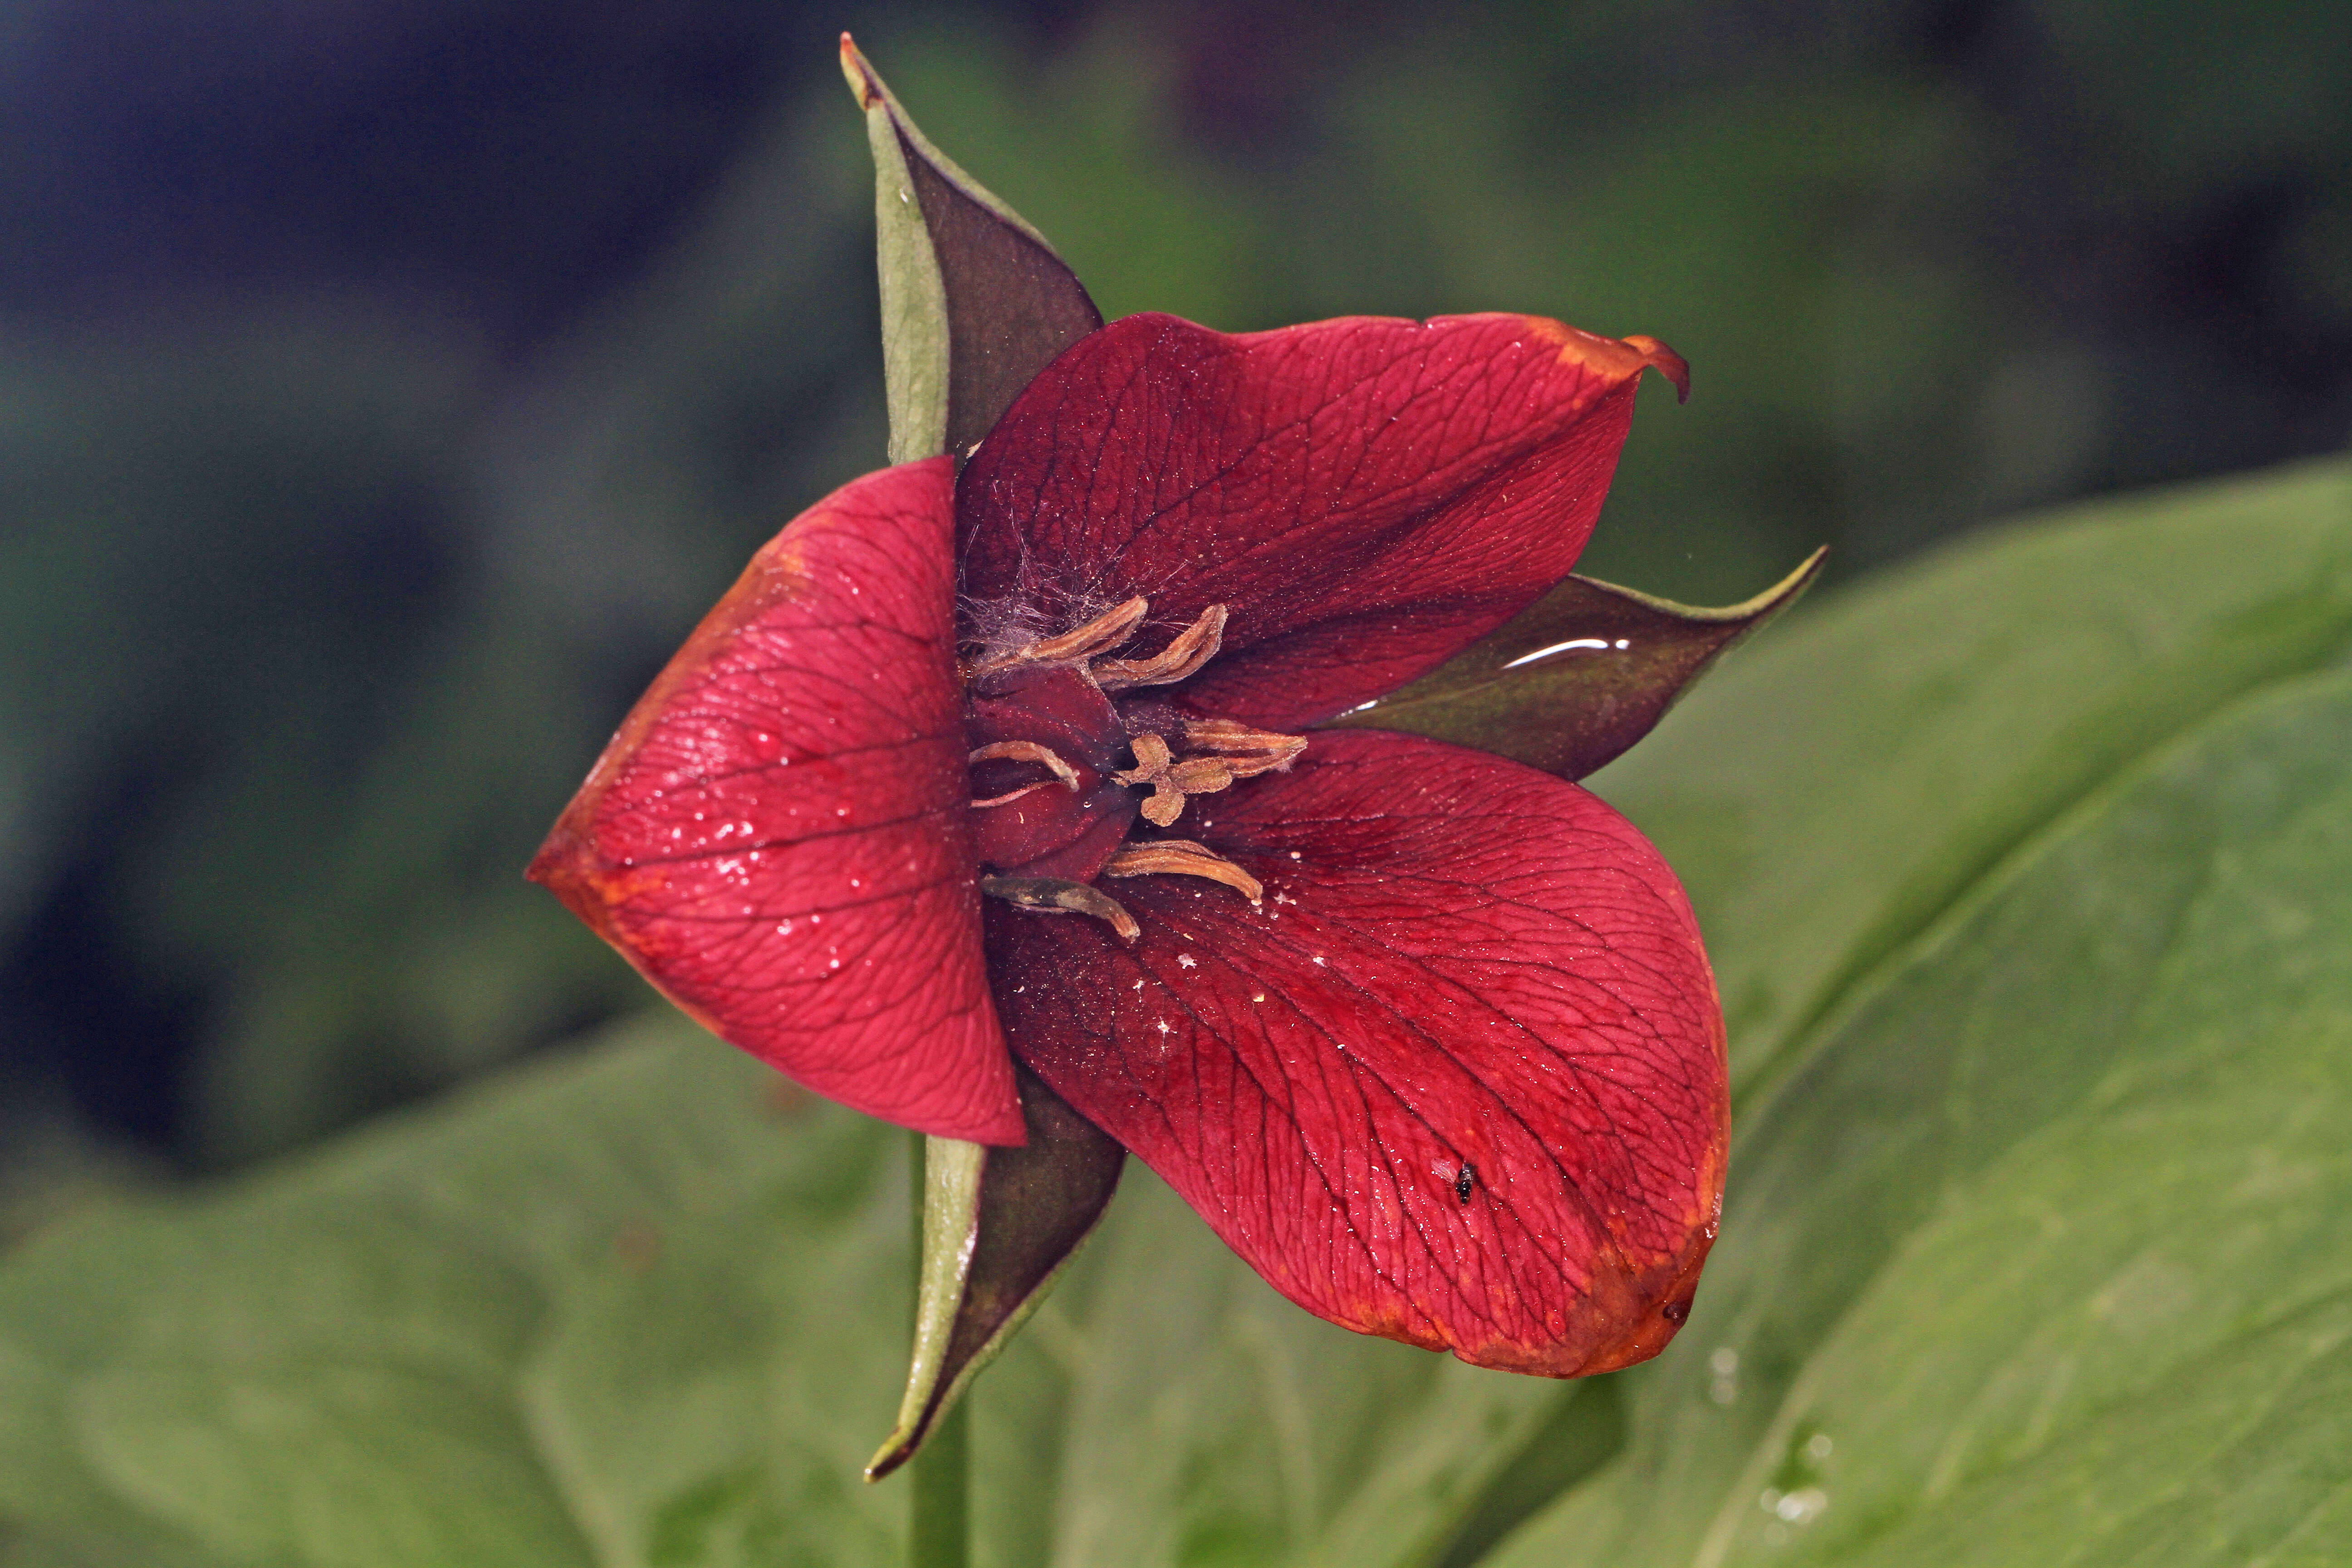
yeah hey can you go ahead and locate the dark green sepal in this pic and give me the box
[840,35,1102,467]
[1326,549,1827,779]
[867,1067,1125,1480]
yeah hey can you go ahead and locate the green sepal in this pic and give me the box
[867,1068,1125,1481]
[840,34,1102,467]
[1326,548,1828,779]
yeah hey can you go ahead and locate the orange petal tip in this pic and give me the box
[1621,333,1691,402]
[1524,318,1691,403]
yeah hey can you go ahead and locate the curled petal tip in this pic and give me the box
[1519,318,1689,402]
[1620,334,1691,402]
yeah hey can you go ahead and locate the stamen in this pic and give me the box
[979,875,1140,942]
[968,740,1079,787]
[970,597,1149,678]
[1180,717,1308,778]
[1094,604,1229,691]
[968,740,1083,809]
[1104,839,1264,904]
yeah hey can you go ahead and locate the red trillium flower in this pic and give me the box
[531,307,1728,1377]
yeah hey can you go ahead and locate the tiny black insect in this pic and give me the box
[1455,1163,1476,1204]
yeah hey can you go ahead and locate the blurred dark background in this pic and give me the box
[4,0,2348,1224]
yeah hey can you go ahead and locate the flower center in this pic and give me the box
[960,598,1303,941]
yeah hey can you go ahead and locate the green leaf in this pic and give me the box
[0,1019,906,1568]
[1486,666,2352,1568]
[1323,549,1823,780]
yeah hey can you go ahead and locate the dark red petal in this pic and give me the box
[957,312,1685,730]
[529,459,1024,1144]
[987,730,1727,1374]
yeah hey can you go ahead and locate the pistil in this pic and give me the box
[1113,720,1307,827]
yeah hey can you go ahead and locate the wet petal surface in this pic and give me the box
[987,729,1726,1372]
[531,459,1024,1143]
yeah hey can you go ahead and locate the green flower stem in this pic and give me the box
[906,1129,971,1568]
[907,1396,971,1568]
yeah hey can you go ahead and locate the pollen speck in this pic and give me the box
[1177,953,1197,968]
[1252,993,1265,1002]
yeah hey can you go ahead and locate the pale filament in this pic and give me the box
[964,597,1231,696]
[1180,717,1308,778]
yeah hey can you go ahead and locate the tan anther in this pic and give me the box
[979,876,1140,942]
[1180,717,1308,779]
[1114,732,1238,827]
[968,740,1081,809]
[1094,604,1229,691]
[1104,839,1264,905]
[970,597,1149,678]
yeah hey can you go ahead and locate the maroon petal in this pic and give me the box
[530,458,1024,1144]
[986,730,1727,1374]
[957,312,1686,730]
